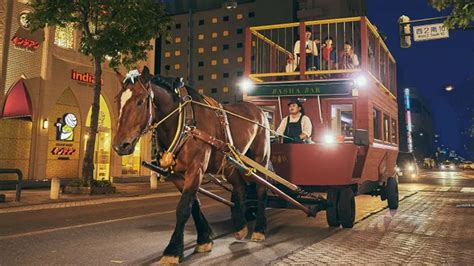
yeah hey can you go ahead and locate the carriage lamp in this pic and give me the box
[323,133,335,144]
[239,78,254,92]
[42,119,49,129]
[354,75,367,87]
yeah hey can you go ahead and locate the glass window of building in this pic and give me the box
[237,42,243,48]
[223,30,229,37]
[198,19,205,25]
[54,24,74,49]
[237,28,243,34]
[211,88,217,93]
[212,17,218,24]
[237,56,243,63]
[211,73,217,80]
[237,71,243,76]
[198,75,204,81]
[165,65,170,70]
[331,104,353,140]
[249,12,255,18]
[198,88,204,94]
[174,50,181,56]
[212,32,218,38]
[223,44,229,50]
[223,58,229,64]
[383,114,390,142]
[198,61,204,67]
[211,60,217,66]
[211,46,218,52]
[223,15,229,21]
[391,118,397,144]
[121,140,141,176]
[198,47,204,53]
[237,14,243,20]
[373,108,381,140]
[223,86,229,93]
[164,52,171,58]
[175,23,181,29]
[174,64,180,70]
[223,73,229,78]
[198,34,204,40]
[175,37,181,43]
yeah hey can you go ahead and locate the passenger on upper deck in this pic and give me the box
[276,99,312,144]
[321,36,337,70]
[293,27,320,71]
[339,42,359,69]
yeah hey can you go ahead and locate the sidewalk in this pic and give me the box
[0,181,180,214]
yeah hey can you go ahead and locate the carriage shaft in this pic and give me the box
[226,156,315,217]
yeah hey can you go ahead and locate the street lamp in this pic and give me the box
[444,85,454,92]
[224,1,237,9]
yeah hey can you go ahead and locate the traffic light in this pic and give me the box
[398,15,411,48]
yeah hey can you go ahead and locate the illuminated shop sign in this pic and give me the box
[71,70,104,85]
[11,36,40,51]
[55,113,78,141]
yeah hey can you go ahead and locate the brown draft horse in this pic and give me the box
[113,67,270,264]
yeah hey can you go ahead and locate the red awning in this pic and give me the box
[1,79,33,119]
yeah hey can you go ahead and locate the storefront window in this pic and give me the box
[391,118,397,144]
[54,24,74,49]
[373,108,381,140]
[331,104,353,139]
[121,139,141,175]
[383,114,390,142]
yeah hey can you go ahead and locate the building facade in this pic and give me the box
[0,0,154,181]
[158,0,366,103]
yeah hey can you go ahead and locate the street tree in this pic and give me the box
[429,0,474,29]
[28,0,170,185]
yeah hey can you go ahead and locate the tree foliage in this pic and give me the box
[429,0,474,29]
[28,0,170,69]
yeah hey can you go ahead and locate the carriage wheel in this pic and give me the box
[326,189,340,227]
[337,188,355,228]
[386,177,399,210]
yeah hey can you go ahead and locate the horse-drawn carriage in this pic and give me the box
[113,16,399,264]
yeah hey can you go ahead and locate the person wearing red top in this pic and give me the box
[321,36,337,70]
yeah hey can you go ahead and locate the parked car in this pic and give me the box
[460,161,474,170]
[396,152,419,178]
[440,160,456,170]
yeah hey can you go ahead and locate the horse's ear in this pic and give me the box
[140,66,152,83]
[115,71,125,84]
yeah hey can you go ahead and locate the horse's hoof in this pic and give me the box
[251,232,266,242]
[195,242,213,253]
[234,226,248,240]
[159,255,180,265]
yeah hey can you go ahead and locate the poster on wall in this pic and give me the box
[48,113,80,160]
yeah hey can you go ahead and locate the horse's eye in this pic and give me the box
[137,99,144,106]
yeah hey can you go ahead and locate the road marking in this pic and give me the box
[460,187,474,193]
[0,203,221,241]
[436,187,451,192]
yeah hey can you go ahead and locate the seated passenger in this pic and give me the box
[339,42,359,69]
[276,99,312,143]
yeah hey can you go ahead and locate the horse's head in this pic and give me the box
[113,66,154,156]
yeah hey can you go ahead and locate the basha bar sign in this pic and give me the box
[247,81,353,97]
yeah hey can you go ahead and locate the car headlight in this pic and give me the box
[441,165,445,169]
[408,165,414,171]
[396,167,401,172]
[450,165,455,169]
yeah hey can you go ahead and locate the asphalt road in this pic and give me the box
[0,170,472,265]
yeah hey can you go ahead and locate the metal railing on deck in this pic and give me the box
[245,17,397,98]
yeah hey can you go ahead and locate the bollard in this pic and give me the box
[150,172,158,190]
[50,177,60,200]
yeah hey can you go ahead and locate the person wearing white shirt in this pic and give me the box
[276,99,312,143]
[292,27,320,71]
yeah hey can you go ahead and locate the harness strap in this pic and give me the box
[188,127,227,151]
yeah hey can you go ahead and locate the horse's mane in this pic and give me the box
[151,74,203,101]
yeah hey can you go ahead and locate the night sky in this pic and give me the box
[366,0,474,157]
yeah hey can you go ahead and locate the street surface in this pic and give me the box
[0,170,473,265]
